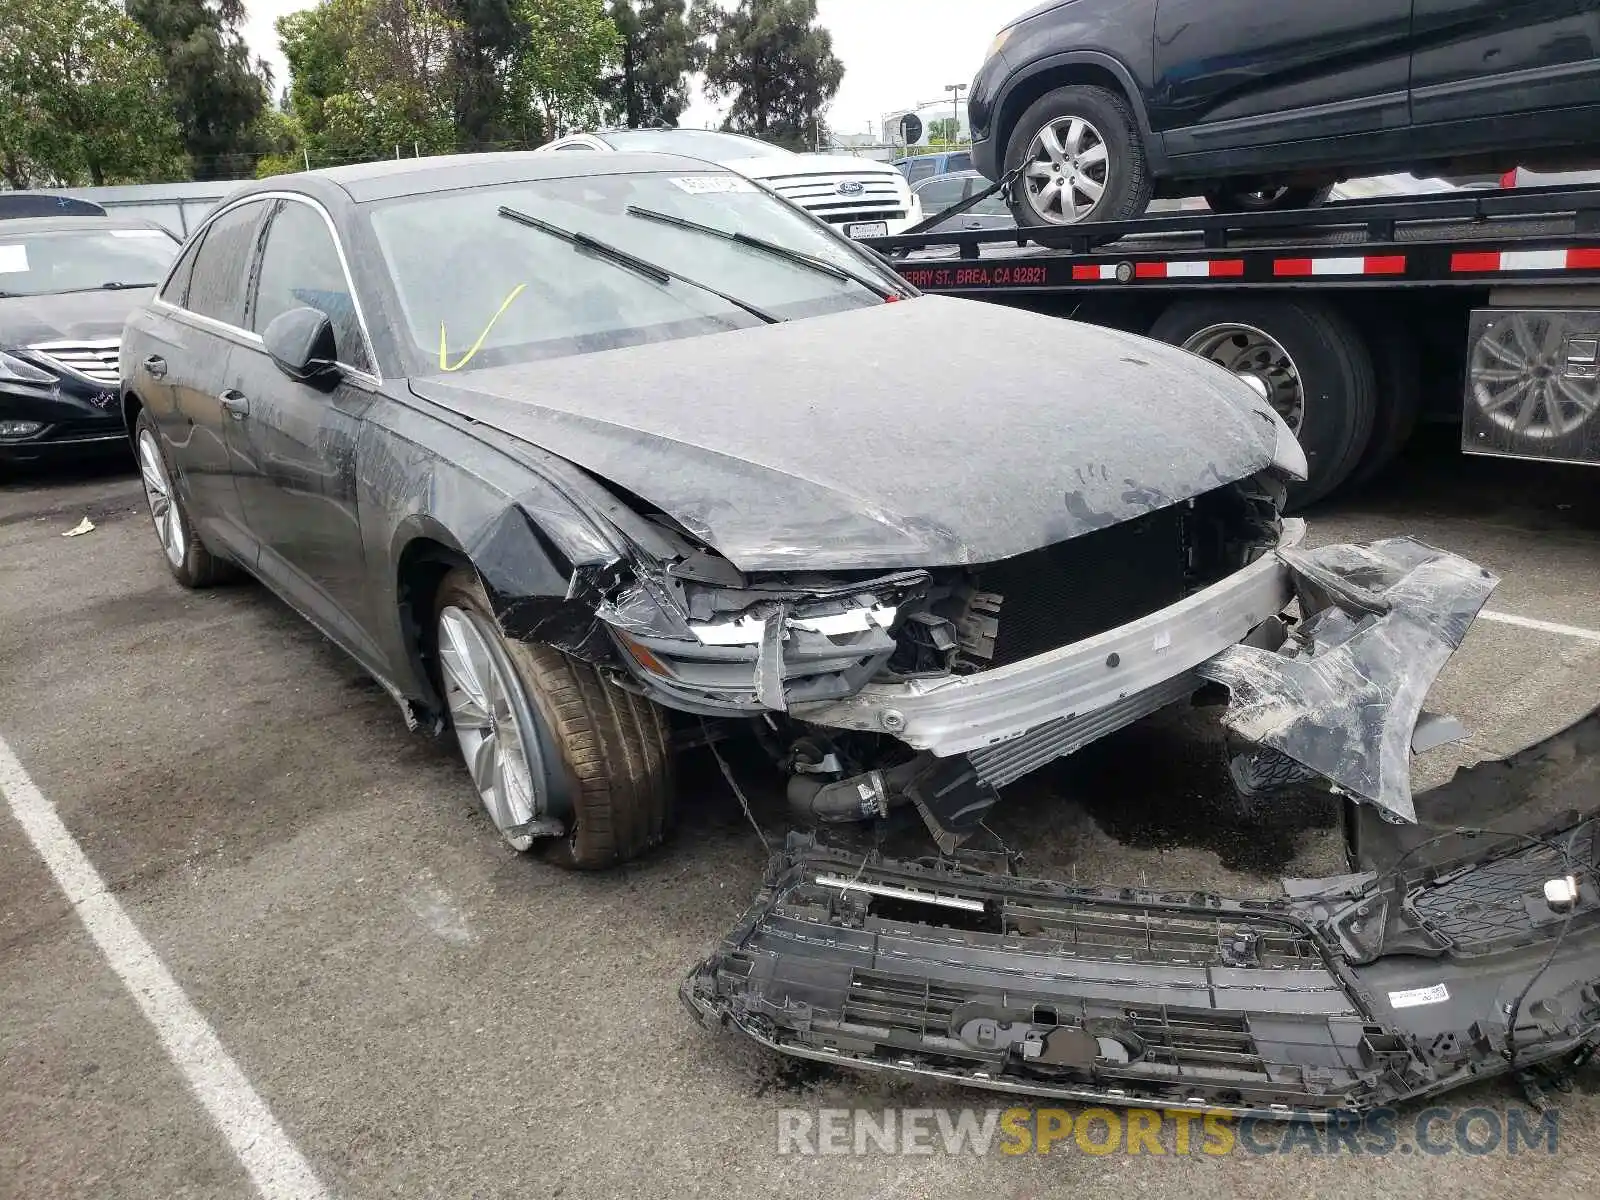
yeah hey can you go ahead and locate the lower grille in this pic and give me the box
[45,418,122,441]
[978,506,1187,668]
[814,208,906,225]
[1412,821,1598,952]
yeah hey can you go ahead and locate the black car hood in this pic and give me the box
[410,296,1279,573]
[0,288,153,346]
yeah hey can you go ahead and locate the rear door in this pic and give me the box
[226,196,383,661]
[1411,1,1600,127]
[148,198,272,566]
[1153,0,1415,156]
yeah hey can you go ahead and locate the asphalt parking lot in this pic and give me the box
[3,431,1600,1200]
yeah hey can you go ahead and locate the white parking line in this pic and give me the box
[1479,609,1600,644]
[0,733,328,1200]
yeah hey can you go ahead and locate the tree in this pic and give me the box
[694,0,843,151]
[928,117,960,145]
[126,0,272,180]
[0,0,184,187]
[446,0,527,148]
[280,0,460,166]
[511,0,619,139]
[599,1,695,128]
[325,0,462,160]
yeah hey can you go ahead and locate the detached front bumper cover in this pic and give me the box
[684,705,1600,1117]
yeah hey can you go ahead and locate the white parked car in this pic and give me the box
[535,128,924,239]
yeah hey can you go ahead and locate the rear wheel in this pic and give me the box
[133,409,231,588]
[433,568,674,869]
[1203,184,1333,214]
[1149,298,1378,508]
[1004,85,1153,228]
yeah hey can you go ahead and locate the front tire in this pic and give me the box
[133,409,230,588]
[433,568,674,869]
[1004,85,1153,228]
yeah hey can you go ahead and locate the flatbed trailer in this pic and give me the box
[864,183,1600,504]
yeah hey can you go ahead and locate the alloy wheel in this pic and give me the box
[1023,116,1110,224]
[1181,323,1307,435]
[137,428,186,568]
[437,605,547,851]
[1470,312,1600,440]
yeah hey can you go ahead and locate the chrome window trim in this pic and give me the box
[157,190,384,385]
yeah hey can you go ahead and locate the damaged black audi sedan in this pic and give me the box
[122,152,1327,867]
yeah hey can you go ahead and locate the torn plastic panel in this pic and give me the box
[684,800,1600,1117]
[1199,538,1500,824]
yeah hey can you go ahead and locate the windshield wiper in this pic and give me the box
[496,207,779,325]
[99,281,155,290]
[625,205,899,300]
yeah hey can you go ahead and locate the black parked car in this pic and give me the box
[0,216,179,463]
[971,0,1600,226]
[122,153,1318,869]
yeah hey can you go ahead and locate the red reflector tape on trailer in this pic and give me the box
[1452,248,1600,272]
[1073,259,1244,281]
[1274,255,1407,277]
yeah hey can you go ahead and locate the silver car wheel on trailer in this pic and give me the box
[1180,323,1307,435]
[437,604,547,851]
[1470,311,1600,440]
[137,427,186,568]
[1023,116,1111,224]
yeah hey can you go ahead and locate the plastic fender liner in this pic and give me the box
[683,799,1600,1118]
[1198,537,1500,823]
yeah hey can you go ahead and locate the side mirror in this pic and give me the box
[262,306,340,386]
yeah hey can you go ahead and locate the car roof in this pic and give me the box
[221,151,726,205]
[0,215,173,236]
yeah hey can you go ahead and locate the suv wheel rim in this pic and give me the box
[437,605,544,851]
[137,428,186,568]
[1181,323,1307,435]
[1023,116,1110,224]
[1470,312,1600,440]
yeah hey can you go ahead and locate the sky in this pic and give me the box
[241,0,1032,137]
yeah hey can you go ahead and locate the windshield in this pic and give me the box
[0,227,178,296]
[367,170,909,375]
[598,129,794,161]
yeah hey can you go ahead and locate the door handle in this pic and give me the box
[143,355,167,379]
[219,390,250,419]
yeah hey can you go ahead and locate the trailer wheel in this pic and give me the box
[1149,298,1377,507]
[1003,85,1153,229]
[1347,322,1422,488]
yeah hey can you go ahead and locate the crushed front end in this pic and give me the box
[584,465,1500,849]
[683,707,1600,1116]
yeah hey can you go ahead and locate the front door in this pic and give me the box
[227,197,383,662]
[1153,0,1415,155]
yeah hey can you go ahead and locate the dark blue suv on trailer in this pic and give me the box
[972,0,1600,226]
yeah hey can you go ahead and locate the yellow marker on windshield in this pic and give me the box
[439,283,528,372]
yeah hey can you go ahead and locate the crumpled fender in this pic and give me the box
[1198,537,1500,823]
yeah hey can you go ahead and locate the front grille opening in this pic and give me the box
[867,895,1002,934]
[946,482,1279,671]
